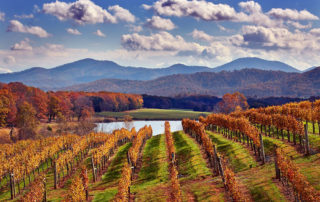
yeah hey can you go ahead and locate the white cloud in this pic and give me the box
[241,25,320,51]
[191,29,213,42]
[0,12,5,21]
[239,1,262,13]
[93,29,106,37]
[287,21,312,29]
[14,14,34,19]
[11,38,33,51]
[0,43,90,71]
[7,20,50,38]
[43,0,135,25]
[108,5,135,23]
[121,31,202,52]
[33,5,41,13]
[3,56,16,65]
[310,28,320,36]
[145,16,176,30]
[66,28,82,35]
[267,8,319,21]
[127,25,143,32]
[143,0,243,21]
[0,67,12,73]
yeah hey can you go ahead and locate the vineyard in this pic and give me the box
[0,99,320,201]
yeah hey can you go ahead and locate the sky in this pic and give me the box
[0,0,320,73]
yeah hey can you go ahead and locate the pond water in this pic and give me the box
[95,120,182,135]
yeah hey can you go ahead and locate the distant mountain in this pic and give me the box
[303,66,317,72]
[65,67,320,98]
[0,59,210,89]
[213,57,300,72]
[0,57,301,89]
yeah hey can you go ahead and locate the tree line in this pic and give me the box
[0,82,143,128]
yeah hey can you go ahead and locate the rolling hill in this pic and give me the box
[0,57,300,90]
[65,67,320,98]
[213,57,300,72]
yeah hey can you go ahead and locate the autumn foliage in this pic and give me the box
[182,119,246,201]
[276,148,320,201]
[165,121,182,202]
[114,162,132,202]
[0,82,143,127]
[21,174,45,202]
[200,114,261,147]
[128,126,153,168]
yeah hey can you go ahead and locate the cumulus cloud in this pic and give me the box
[310,28,320,36]
[7,20,50,38]
[241,25,320,51]
[93,29,106,37]
[267,8,319,21]
[14,14,34,19]
[108,5,135,23]
[11,38,33,51]
[145,16,176,30]
[191,29,213,42]
[121,31,203,52]
[0,12,5,21]
[66,28,82,35]
[43,0,134,25]
[143,0,243,21]
[287,21,312,29]
[239,1,261,13]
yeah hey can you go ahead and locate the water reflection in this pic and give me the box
[95,120,182,135]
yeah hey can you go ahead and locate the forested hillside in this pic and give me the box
[65,67,320,97]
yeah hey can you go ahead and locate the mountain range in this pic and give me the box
[0,57,300,90]
[65,67,320,97]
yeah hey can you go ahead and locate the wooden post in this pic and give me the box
[274,149,280,180]
[217,157,225,186]
[259,134,265,164]
[304,124,310,155]
[213,145,219,174]
[54,161,57,189]
[43,177,47,202]
[91,156,96,182]
[10,173,14,199]
[171,152,175,165]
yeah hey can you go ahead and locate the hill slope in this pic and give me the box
[0,57,300,89]
[65,67,320,97]
[213,57,299,72]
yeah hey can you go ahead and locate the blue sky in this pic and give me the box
[0,0,320,72]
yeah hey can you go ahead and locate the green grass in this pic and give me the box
[262,136,320,190]
[257,124,320,152]
[0,158,56,201]
[96,108,210,120]
[206,131,287,201]
[173,131,211,180]
[238,164,287,202]
[131,134,169,202]
[207,131,257,172]
[173,131,225,201]
[91,143,132,202]
[306,122,320,135]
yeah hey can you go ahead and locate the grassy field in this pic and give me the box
[207,131,286,202]
[96,108,210,120]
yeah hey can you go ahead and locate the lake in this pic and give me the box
[95,120,182,135]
